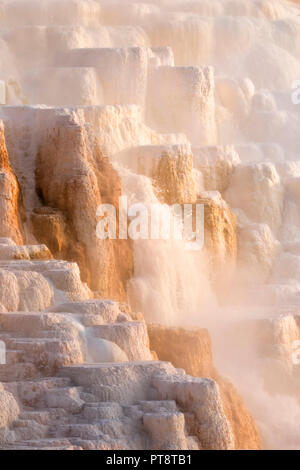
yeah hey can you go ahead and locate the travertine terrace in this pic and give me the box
[0,0,300,451]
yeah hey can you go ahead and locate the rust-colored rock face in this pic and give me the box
[216,377,262,451]
[35,125,133,301]
[147,324,262,450]
[147,324,214,377]
[152,149,196,205]
[0,123,23,244]
[198,195,237,297]
[31,207,74,257]
[119,144,197,205]
[0,0,299,450]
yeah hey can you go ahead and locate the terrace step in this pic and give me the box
[0,362,38,382]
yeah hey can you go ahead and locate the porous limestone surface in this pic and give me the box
[0,258,91,309]
[0,0,300,451]
[0,239,233,450]
[0,242,51,261]
[116,143,196,205]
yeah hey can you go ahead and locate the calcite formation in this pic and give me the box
[119,144,196,205]
[147,324,261,450]
[197,193,237,296]
[0,248,234,449]
[0,122,23,245]
[35,121,133,299]
[0,0,299,451]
